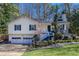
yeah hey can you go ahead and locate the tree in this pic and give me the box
[34,4,60,40]
[48,4,60,41]
[64,3,71,16]
[0,3,19,34]
[64,3,79,36]
[31,3,53,20]
[53,5,60,41]
[70,11,79,35]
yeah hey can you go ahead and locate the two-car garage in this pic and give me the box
[9,35,33,44]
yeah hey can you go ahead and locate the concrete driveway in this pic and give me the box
[0,44,28,56]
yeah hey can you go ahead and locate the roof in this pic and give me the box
[8,15,53,24]
[8,14,69,25]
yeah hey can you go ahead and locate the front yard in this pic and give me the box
[23,44,79,56]
[0,42,79,56]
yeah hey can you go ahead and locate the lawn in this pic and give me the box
[22,44,79,56]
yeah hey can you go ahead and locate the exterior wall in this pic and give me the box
[62,14,67,22]
[8,17,38,34]
[8,17,50,34]
[57,21,70,35]
[8,16,50,44]
[38,23,50,33]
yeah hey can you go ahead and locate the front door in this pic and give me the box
[47,25,51,32]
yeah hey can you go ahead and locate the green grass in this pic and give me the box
[23,44,79,56]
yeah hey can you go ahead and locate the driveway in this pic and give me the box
[0,44,28,56]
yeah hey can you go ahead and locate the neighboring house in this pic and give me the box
[57,14,70,36]
[8,14,69,44]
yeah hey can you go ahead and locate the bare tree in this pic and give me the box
[37,3,41,19]
[64,3,72,18]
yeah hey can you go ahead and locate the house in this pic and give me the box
[8,16,52,44]
[57,14,70,36]
[8,13,69,44]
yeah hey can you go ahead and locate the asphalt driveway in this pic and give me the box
[0,44,28,56]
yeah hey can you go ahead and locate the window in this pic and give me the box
[14,25,21,31]
[62,25,64,30]
[12,37,21,39]
[60,25,64,30]
[60,24,64,33]
[58,19,63,21]
[29,24,36,31]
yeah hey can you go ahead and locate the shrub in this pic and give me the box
[33,34,40,41]
[71,35,76,40]
[0,35,8,42]
[55,33,63,40]
[47,40,52,45]
[32,34,40,48]
[63,36,69,40]
[39,41,48,47]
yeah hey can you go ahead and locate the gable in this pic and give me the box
[8,16,40,25]
[8,16,51,26]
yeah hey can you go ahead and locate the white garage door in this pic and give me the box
[11,36,33,44]
[23,37,32,44]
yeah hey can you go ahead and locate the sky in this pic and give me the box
[18,3,79,15]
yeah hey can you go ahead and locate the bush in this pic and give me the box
[47,40,52,45]
[39,41,48,47]
[63,36,69,40]
[55,40,65,43]
[33,34,40,41]
[55,33,63,40]
[0,35,8,42]
[65,40,71,42]
[57,40,64,43]
[32,34,40,48]
[71,35,76,40]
